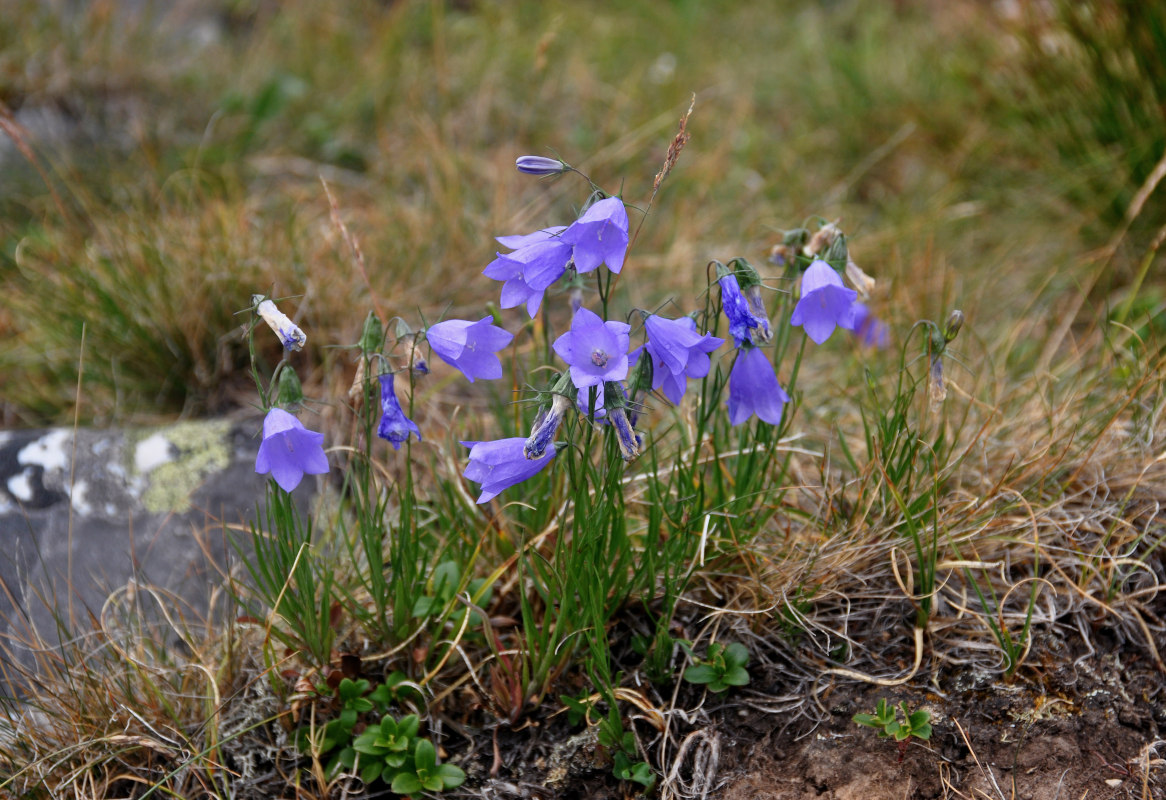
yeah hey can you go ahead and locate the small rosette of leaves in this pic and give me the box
[682,641,751,693]
[853,698,932,742]
[390,738,467,797]
[352,713,421,784]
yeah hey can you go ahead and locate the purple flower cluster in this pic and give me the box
[483,196,629,318]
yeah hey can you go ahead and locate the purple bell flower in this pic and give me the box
[727,346,790,426]
[561,196,629,274]
[552,307,631,392]
[515,155,566,176]
[462,437,557,504]
[254,407,330,492]
[377,373,421,450]
[790,259,859,344]
[425,317,514,383]
[642,315,724,405]
[485,226,572,318]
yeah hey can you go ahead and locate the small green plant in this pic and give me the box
[682,641,751,693]
[597,706,655,791]
[853,699,932,762]
[294,678,370,780]
[351,713,421,784]
[389,738,467,798]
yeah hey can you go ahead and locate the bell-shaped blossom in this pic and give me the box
[727,346,790,426]
[515,155,566,176]
[463,437,557,504]
[718,275,767,347]
[561,196,629,274]
[790,259,858,344]
[255,407,329,492]
[484,227,572,318]
[552,307,630,391]
[642,315,724,405]
[850,303,889,349]
[377,373,421,450]
[425,317,514,383]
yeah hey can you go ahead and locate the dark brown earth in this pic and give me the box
[435,621,1165,800]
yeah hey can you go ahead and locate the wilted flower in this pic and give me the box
[377,373,421,450]
[515,155,567,176]
[850,303,890,349]
[742,284,774,343]
[642,315,724,405]
[718,274,767,347]
[845,259,876,300]
[727,346,790,426]
[255,407,329,492]
[463,438,557,504]
[929,352,946,411]
[425,317,514,383]
[524,393,572,459]
[804,222,841,258]
[790,259,858,345]
[552,307,631,392]
[608,406,641,461]
[253,295,307,351]
[561,196,630,274]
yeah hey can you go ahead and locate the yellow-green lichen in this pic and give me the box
[136,420,232,514]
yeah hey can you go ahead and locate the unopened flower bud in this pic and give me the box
[515,155,567,176]
[277,366,305,409]
[359,311,384,355]
[944,310,964,343]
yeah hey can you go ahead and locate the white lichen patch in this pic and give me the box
[7,468,35,502]
[133,421,232,514]
[134,432,175,475]
[69,479,94,516]
[18,430,71,473]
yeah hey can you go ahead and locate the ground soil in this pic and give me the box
[445,623,1165,800]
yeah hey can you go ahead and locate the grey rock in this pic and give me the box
[0,418,313,696]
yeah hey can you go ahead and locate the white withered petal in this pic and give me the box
[253,295,307,352]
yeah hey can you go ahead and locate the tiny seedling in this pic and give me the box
[682,641,751,693]
[853,698,933,762]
